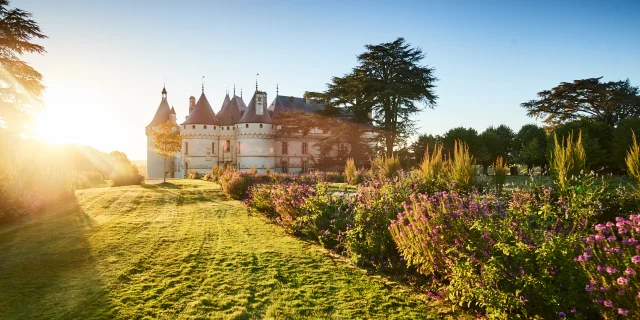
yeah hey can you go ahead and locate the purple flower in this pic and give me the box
[606,266,618,274]
[618,308,629,315]
[603,300,613,307]
[617,277,629,286]
[585,284,595,291]
[632,255,640,264]
[625,268,635,275]
[607,236,617,242]
[558,312,566,318]
[597,265,605,272]
[595,224,606,231]
[600,285,609,291]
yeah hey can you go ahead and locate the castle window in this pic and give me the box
[185,142,189,155]
[225,140,230,152]
[183,125,186,129]
[227,126,230,130]
[260,124,263,128]
[281,160,289,173]
[302,142,308,155]
[214,126,216,130]
[222,127,224,130]
[192,125,195,129]
[237,142,240,154]
[204,125,207,129]
[212,142,215,154]
[282,141,288,155]
[302,160,308,173]
[246,124,249,128]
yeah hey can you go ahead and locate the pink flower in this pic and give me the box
[558,312,566,318]
[618,308,629,315]
[632,255,640,264]
[617,277,629,286]
[606,266,617,274]
[585,284,595,291]
[603,300,613,307]
[625,268,635,275]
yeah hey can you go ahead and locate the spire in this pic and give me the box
[233,83,236,96]
[161,85,167,100]
[202,76,205,93]
[256,73,259,92]
[241,87,243,98]
[276,82,279,96]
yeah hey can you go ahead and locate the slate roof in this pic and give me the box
[218,95,243,125]
[218,94,230,114]
[170,106,176,114]
[232,95,247,111]
[147,94,171,127]
[182,92,219,125]
[268,95,324,118]
[238,92,273,124]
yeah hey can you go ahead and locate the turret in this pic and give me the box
[188,96,196,115]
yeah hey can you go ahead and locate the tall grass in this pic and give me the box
[493,156,507,193]
[371,155,401,180]
[418,144,445,183]
[448,140,476,190]
[551,131,586,193]
[345,158,357,184]
[626,131,640,185]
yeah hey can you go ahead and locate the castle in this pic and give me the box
[145,85,347,178]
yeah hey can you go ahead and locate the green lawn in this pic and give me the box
[0,180,461,319]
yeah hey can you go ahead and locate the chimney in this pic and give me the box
[188,96,196,114]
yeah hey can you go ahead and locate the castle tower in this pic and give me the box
[146,86,175,178]
[236,90,275,172]
[180,89,220,176]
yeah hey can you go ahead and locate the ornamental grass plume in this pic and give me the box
[626,131,640,186]
[419,144,446,184]
[493,156,507,193]
[345,157,357,184]
[550,131,586,193]
[371,155,401,180]
[447,140,476,191]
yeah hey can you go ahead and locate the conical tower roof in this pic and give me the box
[182,92,219,125]
[147,88,171,127]
[238,92,273,124]
[218,95,243,125]
[219,93,230,114]
[170,106,176,114]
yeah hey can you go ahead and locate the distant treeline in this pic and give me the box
[400,118,640,174]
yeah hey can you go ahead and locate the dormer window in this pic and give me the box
[246,124,249,128]
[260,124,263,128]
[192,125,195,129]
[204,125,207,129]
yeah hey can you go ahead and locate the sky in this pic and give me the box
[16,0,640,160]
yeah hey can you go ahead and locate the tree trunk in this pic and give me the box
[163,157,166,183]
[482,164,489,175]
[385,131,394,157]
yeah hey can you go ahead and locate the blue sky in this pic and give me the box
[17,0,640,159]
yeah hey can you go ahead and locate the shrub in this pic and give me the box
[265,167,271,174]
[110,152,144,187]
[220,171,271,200]
[303,182,352,250]
[448,140,476,191]
[626,131,640,185]
[72,171,105,189]
[390,187,595,318]
[551,131,586,193]
[203,172,214,181]
[187,170,201,179]
[493,156,507,192]
[250,167,258,174]
[270,182,316,234]
[345,158,357,184]
[343,179,418,268]
[371,155,402,180]
[246,183,276,217]
[211,164,223,181]
[575,215,640,317]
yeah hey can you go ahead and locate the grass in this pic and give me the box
[0,179,462,319]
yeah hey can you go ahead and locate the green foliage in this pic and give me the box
[442,127,480,159]
[0,0,47,133]
[72,171,105,189]
[514,124,547,172]
[522,77,640,128]
[550,131,586,193]
[550,120,613,172]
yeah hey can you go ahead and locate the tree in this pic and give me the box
[612,117,640,172]
[151,120,182,182]
[478,129,504,175]
[357,38,438,156]
[0,0,47,133]
[514,124,547,173]
[549,120,613,172]
[521,77,640,129]
[442,127,480,160]
[409,134,442,167]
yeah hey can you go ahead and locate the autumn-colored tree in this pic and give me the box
[151,120,182,182]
